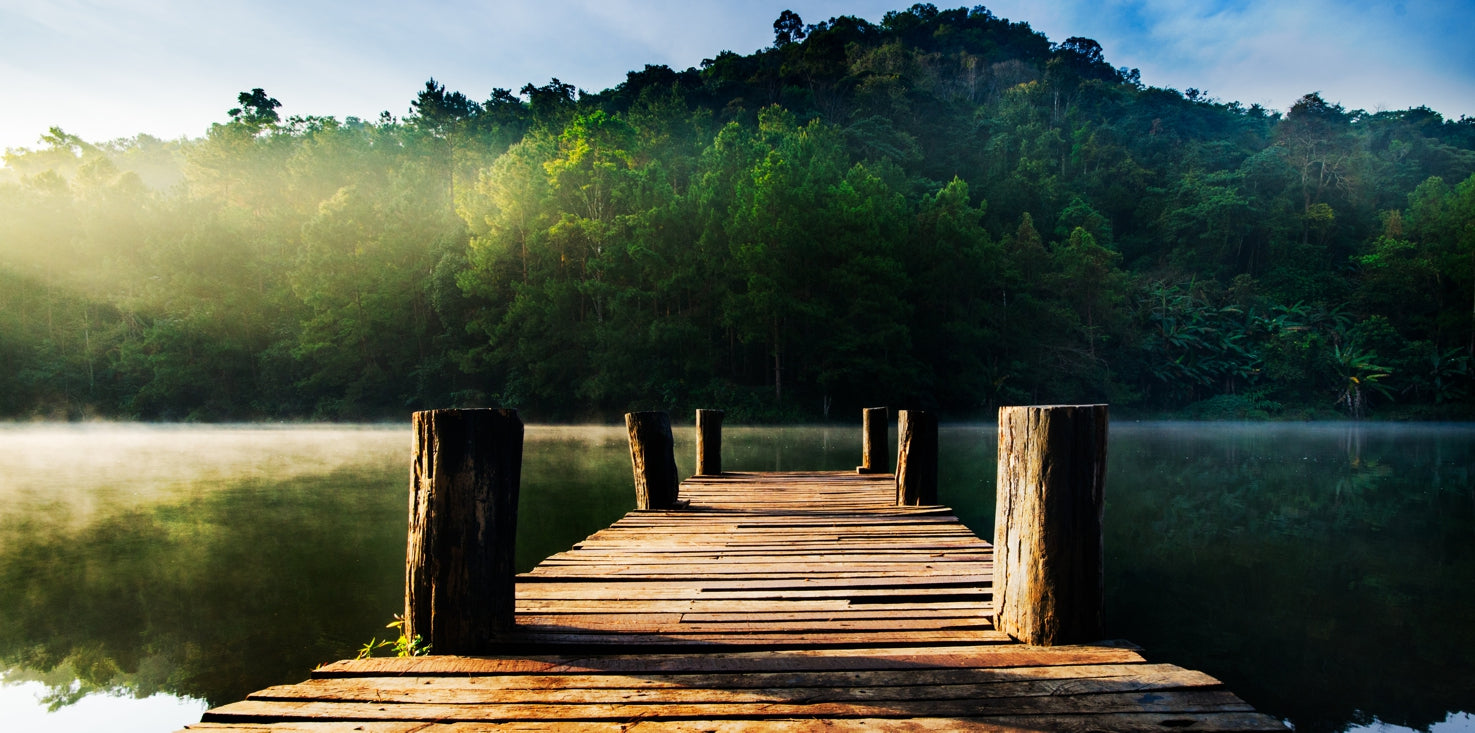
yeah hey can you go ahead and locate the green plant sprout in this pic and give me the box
[355,614,430,659]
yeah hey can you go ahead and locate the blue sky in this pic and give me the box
[2,0,1473,154]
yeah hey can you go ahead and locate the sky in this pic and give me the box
[2,0,1473,154]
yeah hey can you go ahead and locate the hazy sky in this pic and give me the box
[2,0,1473,154]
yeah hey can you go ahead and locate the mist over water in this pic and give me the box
[0,423,408,524]
[1,421,1471,732]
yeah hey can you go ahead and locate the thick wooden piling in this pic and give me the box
[994,404,1108,646]
[856,406,889,474]
[626,411,681,509]
[405,408,523,654]
[696,409,724,476]
[895,409,938,506]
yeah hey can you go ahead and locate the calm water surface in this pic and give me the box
[1,421,1472,732]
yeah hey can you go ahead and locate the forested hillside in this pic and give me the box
[2,4,1472,421]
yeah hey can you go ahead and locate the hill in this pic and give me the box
[2,4,1473,421]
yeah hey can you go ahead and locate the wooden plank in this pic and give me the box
[589,524,978,533]
[568,542,989,552]
[255,663,1194,694]
[510,581,991,595]
[575,533,985,542]
[313,645,1150,677]
[536,546,989,556]
[678,608,987,621]
[248,666,1222,704]
[522,566,990,579]
[512,599,992,613]
[200,689,1257,722]
[584,532,989,541]
[518,574,992,585]
[536,552,991,563]
[486,631,1010,648]
[184,713,1288,732]
[182,725,448,732]
[615,714,1288,732]
[607,514,964,524]
[512,614,992,632]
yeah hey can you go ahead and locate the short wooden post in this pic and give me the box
[405,408,523,655]
[895,409,938,506]
[696,409,724,476]
[626,411,681,509]
[856,406,889,474]
[994,404,1107,646]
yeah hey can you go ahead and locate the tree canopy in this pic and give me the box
[2,4,1473,421]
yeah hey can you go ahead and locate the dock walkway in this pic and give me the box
[183,471,1284,731]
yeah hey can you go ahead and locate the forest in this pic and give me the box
[1,4,1472,422]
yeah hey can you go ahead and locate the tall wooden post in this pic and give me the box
[696,409,724,476]
[405,408,523,655]
[856,406,889,474]
[627,411,681,509]
[895,409,938,506]
[994,404,1107,646]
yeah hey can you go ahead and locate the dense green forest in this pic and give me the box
[2,4,1473,421]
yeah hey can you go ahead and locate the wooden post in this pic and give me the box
[695,409,724,476]
[895,409,938,506]
[856,406,889,474]
[627,411,681,509]
[405,408,523,655]
[994,404,1107,646]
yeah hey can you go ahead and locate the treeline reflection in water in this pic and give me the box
[0,422,1471,732]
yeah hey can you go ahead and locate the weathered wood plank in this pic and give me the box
[489,625,1007,645]
[513,584,990,600]
[678,608,988,621]
[511,614,993,632]
[523,561,988,576]
[518,574,991,589]
[201,689,1257,723]
[261,663,1187,694]
[249,666,1221,705]
[512,599,992,613]
[185,712,1289,732]
[542,549,990,556]
[186,713,1288,732]
[312,645,1150,677]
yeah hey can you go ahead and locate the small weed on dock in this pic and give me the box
[356,614,429,659]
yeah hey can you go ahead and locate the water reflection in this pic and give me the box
[1105,423,1475,733]
[0,421,1471,732]
[0,425,410,732]
[0,678,205,733]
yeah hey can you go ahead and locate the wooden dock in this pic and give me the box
[182,471,1284,731]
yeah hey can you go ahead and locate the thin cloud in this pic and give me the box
[1017,0,1475,116]
[2,0,1473,153]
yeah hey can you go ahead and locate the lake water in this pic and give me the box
[1,421,1472,732]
